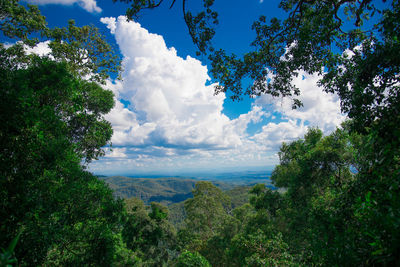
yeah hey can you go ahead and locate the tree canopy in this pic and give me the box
[0,1,131,265]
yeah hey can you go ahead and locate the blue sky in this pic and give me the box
[13,0,347,175]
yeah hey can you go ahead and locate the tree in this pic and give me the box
[181,182,230,245]
[259,125,398,265]
[0,0,47,45]
[249,184,283,217]
[225,184,294,266]
[176,250,211,267]
[0,55,131,266]
[229,231,294,267]
[1,0,121,87]
[271,127,354,204]
[0,2,132,265]
[270,126,360,264]
[123,198,177,266]
[178,181,235,265]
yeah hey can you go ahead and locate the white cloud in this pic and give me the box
[252,120,308,150]
[255,70,346,133]
[101,17,116,34]
[92,16,276,173]
[101,16,247,150]
[4,40,52,57]
[90,16,346,174]
[26,0,102,13]
[103,147,127,158]
[24,40,52,56]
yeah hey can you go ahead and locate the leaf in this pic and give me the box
[7,230,23,253]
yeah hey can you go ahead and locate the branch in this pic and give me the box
[355,0,372,26]
[263,0,305,53]
[182,0,196,47]
[169,0,177,9]
[148,0,164,9]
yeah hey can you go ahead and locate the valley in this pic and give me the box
[99,170,273,206]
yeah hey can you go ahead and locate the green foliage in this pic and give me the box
[262,125,400,266]
[269,126,358,264]
[0,55,114,163]
[0,230,22,267]
[1,0,120,83]
[0,2,130,266]
[348,125,400,264]
[177,182,233,265]
[47,19,121,84]
[271,127,353,204]
[0,0,47,45]
[225,185,252,209]
[183,182,230,244]
[250,184,283,216]
[123,198,178,266]
[168,201,186,229]
[31,173,128,266]
[176,250,211,267]
[230,231,295,267]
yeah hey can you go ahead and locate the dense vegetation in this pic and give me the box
[1,0,399,266]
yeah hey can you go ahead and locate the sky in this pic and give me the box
[10,0,347,175]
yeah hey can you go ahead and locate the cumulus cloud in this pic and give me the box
[101,16,249,151]
[91,16,276,173]
[24,40,52,56]
[4,40,52,57]
[90,16,346,174]
[255,70,346,133]
[26,0,102,13]
[252,120,308,150]
[103,147,127,158]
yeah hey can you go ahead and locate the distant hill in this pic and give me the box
[99,175,275,228]
[176,170,273,186]
[100,176,235,205]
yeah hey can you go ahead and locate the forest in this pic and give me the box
[1,0,399,266]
